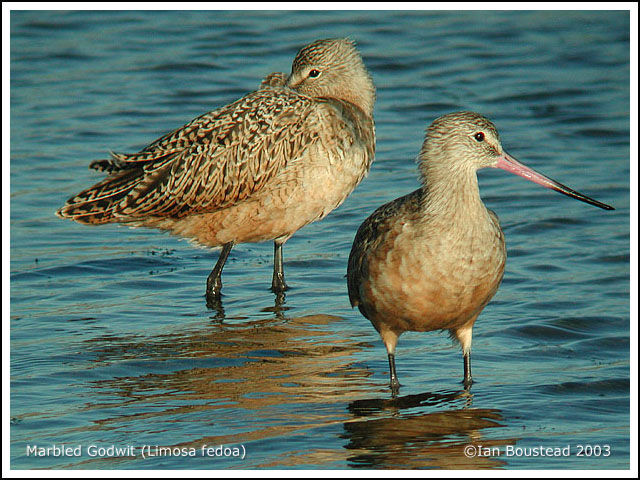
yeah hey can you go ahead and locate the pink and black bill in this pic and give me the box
[496,153,614,211]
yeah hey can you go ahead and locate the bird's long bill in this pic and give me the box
[495,152,614,210]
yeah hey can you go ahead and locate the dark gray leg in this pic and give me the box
[463,352,473,389]
[388,353,400,395]
[271,241,289,293]
[206,242,233,300]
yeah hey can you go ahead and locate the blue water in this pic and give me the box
[9,9,630,470]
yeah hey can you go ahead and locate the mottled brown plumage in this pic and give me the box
[260,72,288,89]
[58,38,376,302]
[347,111,613,393]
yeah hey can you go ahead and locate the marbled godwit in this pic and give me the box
[347,111,613,392]
[57,38,375,303]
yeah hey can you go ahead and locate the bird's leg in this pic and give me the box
[271,240,289,293]
[206,242,234,300]
[388,353,400,395]
[463,351,473,389]
[381,331,401,395]
[453,323,474,389]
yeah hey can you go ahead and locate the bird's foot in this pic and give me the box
[206,273,223,301]
[390,379,401,397]
[271,273,289,294]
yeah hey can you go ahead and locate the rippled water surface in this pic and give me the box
[9,9,631,470]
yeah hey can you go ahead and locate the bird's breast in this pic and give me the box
[360,213,506,333]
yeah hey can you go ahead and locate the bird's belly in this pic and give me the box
[360,228,505,334]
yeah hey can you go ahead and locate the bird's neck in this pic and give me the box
[340,87,375,118]
[338,71,375,117]
[419,162,489,229]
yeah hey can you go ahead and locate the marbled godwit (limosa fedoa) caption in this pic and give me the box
[57,38,376,304]
[347,111,614,393]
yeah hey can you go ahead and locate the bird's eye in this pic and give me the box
[474,132,485,142]
[308,69,321,78]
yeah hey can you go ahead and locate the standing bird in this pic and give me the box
[347,111,613,393]
[57,38,376,303]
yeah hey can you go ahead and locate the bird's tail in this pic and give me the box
[56,166,145,225]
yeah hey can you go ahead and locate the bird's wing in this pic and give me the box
[60,88,368,222]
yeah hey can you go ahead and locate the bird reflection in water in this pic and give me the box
[342,390,513,469]
[205,284,288,320]
[77,306,516,469]
[81,313,372,439]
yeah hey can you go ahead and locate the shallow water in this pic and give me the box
[9,9,630,470]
